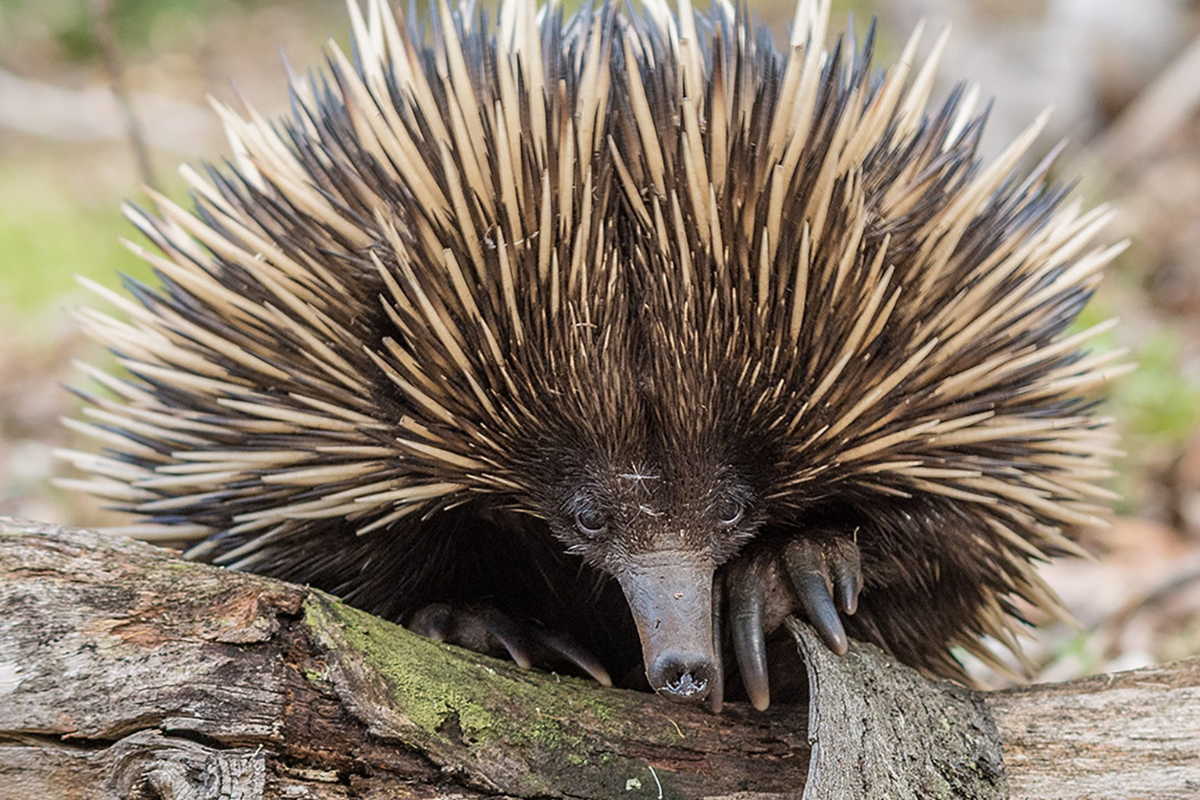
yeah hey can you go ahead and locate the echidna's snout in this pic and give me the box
[648,652,714,701]
[615,555,716,703]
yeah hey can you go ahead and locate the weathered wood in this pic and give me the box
[990,660,1200,800]
[0,519,809,799]
[2,518,1199,799]
[793,619,1006,800]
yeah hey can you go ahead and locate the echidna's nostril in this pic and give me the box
[649,654,713,701]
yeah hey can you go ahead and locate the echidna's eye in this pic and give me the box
[574,507,608,537]
[717,497,744,527]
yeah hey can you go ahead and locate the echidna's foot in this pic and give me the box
[407,602,612,686]
[720,536,861,710]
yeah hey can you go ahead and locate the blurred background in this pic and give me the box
[1,0,1198,686]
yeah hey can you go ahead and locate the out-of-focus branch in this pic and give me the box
[1077,35,1200,181]
[89,0,158,189]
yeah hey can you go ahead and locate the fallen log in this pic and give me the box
[1,518,1197,799]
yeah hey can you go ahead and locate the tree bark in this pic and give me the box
[2,518,1198,799]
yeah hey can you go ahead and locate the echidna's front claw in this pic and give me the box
[407,602,611,686]
[831,541,862,615]
[533,628,613,687]
[709,578,726,713]
[718,535,863,711]
[782,539,861,656]
[727,557,771,711]
[407,601,455,642]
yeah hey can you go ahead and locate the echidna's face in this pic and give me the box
[536,444,768,701]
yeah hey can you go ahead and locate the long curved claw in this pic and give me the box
[783,540,849,656]
[728,561,771,712]
[710,576,726,714]
[829,539,862,615]
[533,628,613,687]
[407,603,612,685]
[407,602,454,641]
[477,608,536,669]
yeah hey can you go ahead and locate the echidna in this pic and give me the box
[62,0,1128,711]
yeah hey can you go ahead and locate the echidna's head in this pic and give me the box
[528,400,770,699]
[64,0,1124,706]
